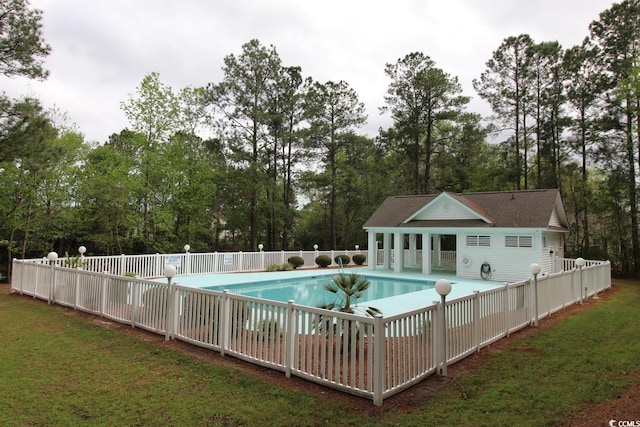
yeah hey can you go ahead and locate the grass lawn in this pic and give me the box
[0,279,638,426]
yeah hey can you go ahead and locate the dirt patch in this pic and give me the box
[3,283,637,421]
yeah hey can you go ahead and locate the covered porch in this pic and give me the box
[367,230,457,275]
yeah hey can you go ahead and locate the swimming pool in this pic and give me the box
[202,275,438,308]
[165,267,507,315]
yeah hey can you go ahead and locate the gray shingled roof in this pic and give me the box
[363,189,568,230]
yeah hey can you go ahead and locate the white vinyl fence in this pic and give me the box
[10,253,611,406]
[36,249,360,277]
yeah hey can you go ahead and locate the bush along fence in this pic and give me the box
[10,253,611,406]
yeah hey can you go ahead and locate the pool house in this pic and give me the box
[364,189,569,283]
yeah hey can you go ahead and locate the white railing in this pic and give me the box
[431,250,456,270]
[375,250,457,270]
[10,255,611,406]
[24,249,365,277]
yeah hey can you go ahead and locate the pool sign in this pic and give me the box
[223,254,234,265]
[165,255,181,268]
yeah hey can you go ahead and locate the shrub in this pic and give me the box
[352,254,366,265]
[267,263,293,272]
[315,255,332,268]
[63,251,87,269]
[287,256,304,269]
[282,262,293,271]
[334,254,351,266]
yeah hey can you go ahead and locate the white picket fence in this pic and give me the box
[10,253,611,405]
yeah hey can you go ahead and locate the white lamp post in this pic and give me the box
[47,252,58,304]
[78,246,86,258]
[355,244,359,252]
[435,278,452,376]
[258,243,264,252]
[163,264,177,341]
[313,244,318,251]
[575,257,585,304]
[184,244,191,274]
[530,263,541,326]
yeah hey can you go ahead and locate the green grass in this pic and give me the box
[1,280,638,426]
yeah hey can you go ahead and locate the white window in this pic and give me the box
[505,235,533,248]
[466,235,491,247]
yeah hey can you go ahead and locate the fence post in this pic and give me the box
[171,284,180,339]
[13,259,21,294]
[155,253,161,277]
[560,270,566,310]
[432,300,440,374]
[120,254,126,276]
[101,273,108,316]
[285,300,295,378]
[47,252,58,305]
[575,257,585,303]
[572,268,579,302]
[373,314,385,406]
[12,259,19,294]
[35,260,43,299]
[545,274,551,317]
[503,283,509,337]
[75,267,81,309]
[163,266,176,341]
[220,290,230,356]
[185,246,191,275]
[132,280,140,327]
[473,290,480,353]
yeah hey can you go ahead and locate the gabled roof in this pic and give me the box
[363,189,569,231]
[405,192,494,224]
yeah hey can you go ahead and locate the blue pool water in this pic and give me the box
[203,275,437,308]
[166,268,501,315]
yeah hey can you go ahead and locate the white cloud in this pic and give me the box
[0,0,613,143]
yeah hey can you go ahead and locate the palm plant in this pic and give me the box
[316,273,382,343]
[320,273,381,317]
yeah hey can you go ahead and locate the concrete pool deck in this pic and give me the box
[163,267,505,316]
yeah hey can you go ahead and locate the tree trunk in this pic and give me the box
[625,102,639,276]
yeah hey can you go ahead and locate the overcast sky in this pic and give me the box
[2,0,615,143]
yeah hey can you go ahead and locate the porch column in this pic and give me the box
[383,233,391,269]
[422,232,431,274]
[367,231,377,271]
[394,232,404,273]
[433,234,441,269]
[408,234,417,267]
